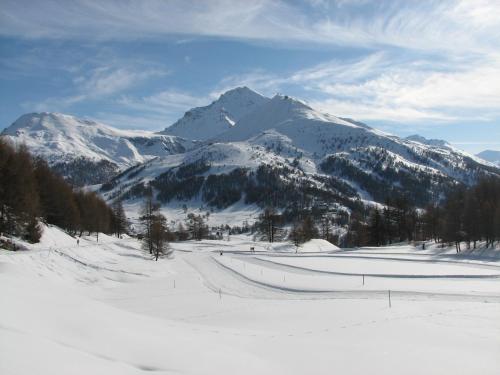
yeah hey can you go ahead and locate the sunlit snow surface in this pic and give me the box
[1,225,500,374]
[2,112,195,167]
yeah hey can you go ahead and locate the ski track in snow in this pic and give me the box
[207,255,500,302]
[247,256,500,279]
[1,227,500,375]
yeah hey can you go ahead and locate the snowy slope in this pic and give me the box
[1,228,500,375]
[216,94,487,177]
[405,134,449,148]
[215,94,369,145]
[1,112,197,185]
[160,86,269,140]
[477,150,500,166]
[5,88,499,204]
[1,112,195,167]
[104,92,499,214]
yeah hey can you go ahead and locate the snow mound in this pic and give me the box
[35,224,78,249]
[299,239,339,253]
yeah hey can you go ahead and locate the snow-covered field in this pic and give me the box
[1,226,499,374]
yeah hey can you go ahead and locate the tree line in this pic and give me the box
[0,140,127,244]
[134,176,500,253]
[345,177,500,250]
[250,177,500,250]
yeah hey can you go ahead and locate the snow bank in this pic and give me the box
[254,239,339,253]
[299,239,339,253]
[35,224,78,249]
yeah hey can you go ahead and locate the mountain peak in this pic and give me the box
[161,86,269,141]
[269,93,313,110]
[2,112,100,136]
[218,86,258,99]
[1,112,195,173]
[214,90,371,145]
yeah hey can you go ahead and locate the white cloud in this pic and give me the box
[451,0,500,28]
[154,48,500,124]
[24,95,87,113]
[91,112,170,131]
[215,51,500,123]
[1,0,499,55]
[7,1,500,130]
[209,70,283,99]
[76,66,166,97]
[115,90,209,125]
[24,61,168,112]
[309,97,458,123]
[304,53,500,122]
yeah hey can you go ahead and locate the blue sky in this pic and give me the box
[1,0,499,153]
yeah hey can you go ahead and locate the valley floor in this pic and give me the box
[1,227,499,374]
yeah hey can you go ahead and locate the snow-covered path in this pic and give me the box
[1,227,499,374]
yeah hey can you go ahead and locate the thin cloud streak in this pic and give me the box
[3,0,499,139]
[24,63,168,112]
[91,112,171,131]
[1,0,499,54]
[201,51,500,124]
[117,90,208,118]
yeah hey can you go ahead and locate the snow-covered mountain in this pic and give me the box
[160,87,269,141]
[4,88,499,213]
[405,134,449,148]
[100,90,500,214]
[477,150,500,167]
[1,112,195,185]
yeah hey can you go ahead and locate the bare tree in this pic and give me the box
[111,198,128,238]
[186,213,208,240]
[140,186,160,254]
[151,213,169,261]
[258,207,281,243]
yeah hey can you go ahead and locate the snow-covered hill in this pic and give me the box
[477,150,500,167]
[405,134,449,148]
[160,86,269,141]
[1,226,499,375]
[4,88,499,211]
[1,112,195,185]
[102,91,499,214]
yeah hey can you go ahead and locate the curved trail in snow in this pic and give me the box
[52,249,148,276]
[244,256,500,279]
[247,252,500,270]
[184,254,500,303]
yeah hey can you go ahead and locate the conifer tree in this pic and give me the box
[368,209,385,246]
